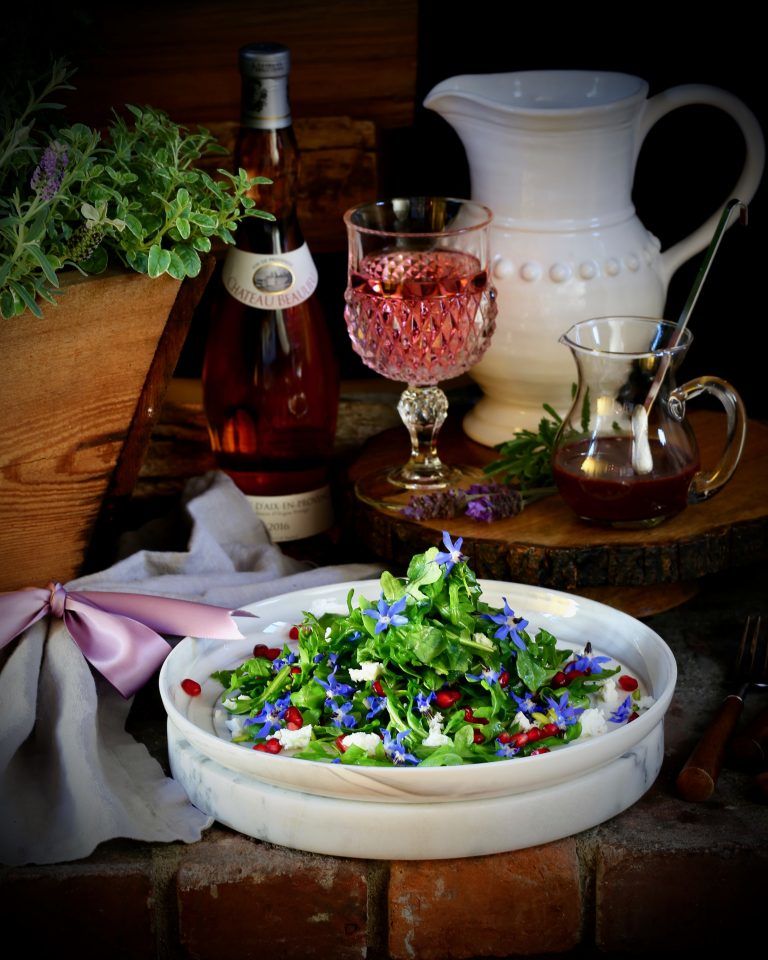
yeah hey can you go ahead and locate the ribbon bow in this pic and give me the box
[0,581,252,697]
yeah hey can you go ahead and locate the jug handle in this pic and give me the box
[668,376,747,503]
[637,85,765,285]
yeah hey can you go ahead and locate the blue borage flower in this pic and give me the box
[566,653,612,675]
[363,594,409,634]
[481,598,529,649]
[383,729,420,765]
[415,690,436,714]
[330,700,357,729]
[510,689,538,715]
[314,670,354,700]
[272,650,297,672]
[346,630,362,642]
[543,691,584,730]
[466,666,501,686]
[246,693,292,739]
[495,740,520,759]
[433,531,466,574]
[608,695,633,724]
[364,695,387,720]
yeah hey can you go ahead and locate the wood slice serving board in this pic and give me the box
[346,411,768,617]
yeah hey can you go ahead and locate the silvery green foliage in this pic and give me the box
[0,61,272,319]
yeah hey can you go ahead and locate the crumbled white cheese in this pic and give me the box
[513,710,533,732]
[598,676,626,711]
[341,732,381,757]
[324,627,332,641]
[268,724,313,751]
[473,633,494,649]
[635,694,655,711]
[237,694,251,701]
[225,715,248,736]
[221,698,238,710]
[423,713,452,747]
[579,708,608,738]
[348,661,383,683]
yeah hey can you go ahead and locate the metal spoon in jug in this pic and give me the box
[631,198,748,474]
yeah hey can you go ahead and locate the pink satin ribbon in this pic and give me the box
[0,581,252,698]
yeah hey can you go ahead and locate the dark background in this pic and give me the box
[6,1,766,417]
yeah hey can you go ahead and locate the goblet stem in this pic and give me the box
[393,385,451,487]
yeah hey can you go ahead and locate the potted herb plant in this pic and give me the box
[0,61,271,591]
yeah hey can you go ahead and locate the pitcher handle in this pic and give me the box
[638,85,765,284]
[669,376,747,503]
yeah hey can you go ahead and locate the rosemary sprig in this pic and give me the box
[482,386,587,490]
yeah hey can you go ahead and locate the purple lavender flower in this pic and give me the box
[404,489,468,521]
[363,594,409,634]
[482,598,529,650]
[383,729,420,766]
[608,695,633,724]
[30,141,68,201]
[434,531,466,573]
[465,483,523,522]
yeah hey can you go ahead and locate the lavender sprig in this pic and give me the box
[404,481,525,524]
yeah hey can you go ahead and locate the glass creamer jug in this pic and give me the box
[552,316,747,527]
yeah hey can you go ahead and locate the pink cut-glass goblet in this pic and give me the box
[344,198,497,508]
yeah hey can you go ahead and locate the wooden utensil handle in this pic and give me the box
[676,695,744,802]
[730,705,768,766]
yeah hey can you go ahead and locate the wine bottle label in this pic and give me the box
[246,486,333,542]
[223,243,318,310]
[242,77,291,130]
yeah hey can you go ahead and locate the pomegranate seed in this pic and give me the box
[252,644,268,658]
[628,711,640,723]
[531,747,550,756]
[253,743,268,752]
[552,671,568,687]
[181,678,201,696]
[499,671,509,687]
[498,732,514,744]
[568,669,585,681]
[619,675,638,692]
[542,723,560,737]
[291,665,301,675]
[284,706,303,728]
[253,644,281,660]
[435,690,456,709]
[511,732,529,748]
[265,739,282,754]
[372,680,385,696]
[463,708,489,725]
[335,735,347,753]
[473,730,485,744]
[289,625,300,640]
[526,727,543,742]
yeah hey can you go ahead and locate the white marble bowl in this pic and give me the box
[160,580,676,806]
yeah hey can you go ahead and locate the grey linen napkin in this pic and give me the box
[0,471,381,866]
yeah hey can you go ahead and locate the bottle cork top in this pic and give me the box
[239,43,291,79]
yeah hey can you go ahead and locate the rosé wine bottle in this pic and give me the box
[203,43,338,544]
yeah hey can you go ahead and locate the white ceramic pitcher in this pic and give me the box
[424,71,765,444]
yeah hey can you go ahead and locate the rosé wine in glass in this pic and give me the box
[343,198,497,507]
[345,249,494,386]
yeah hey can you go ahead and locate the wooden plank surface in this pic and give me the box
[66,0,418,129]
[346,411,768,589]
